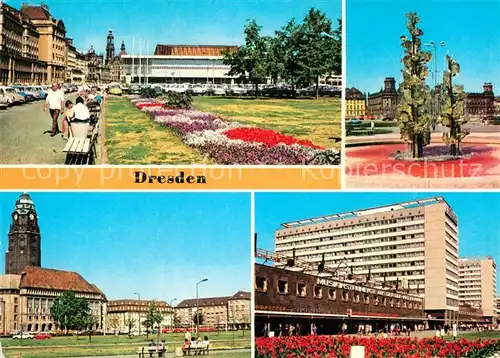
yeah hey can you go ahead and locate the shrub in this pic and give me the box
[163,92,192,109]
[140,87,160,98]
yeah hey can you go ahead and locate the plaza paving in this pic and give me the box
[0,97,77,165]
[346,129,500,189]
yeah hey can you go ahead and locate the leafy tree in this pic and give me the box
[440,55,469,156]
[265,35,285,85]
[51,292,90,335]
[296,9,341,98]
[143,302,163,339]
[223,19,268,97]
[275,19,302,93]
[84,315,98,343]
[124,317,136,337]
[192,311,204,326]
[396,12,433,158]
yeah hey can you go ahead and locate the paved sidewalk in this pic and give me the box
[68,348,251,358]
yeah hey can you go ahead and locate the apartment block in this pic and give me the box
[274,197,460,324]
[459,257,497,323]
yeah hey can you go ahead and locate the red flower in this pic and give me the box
[223,127,324,149]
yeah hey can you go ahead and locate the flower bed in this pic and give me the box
[131,98,340,165]
[255,336,500,358]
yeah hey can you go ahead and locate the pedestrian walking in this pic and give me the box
[44,83,65,137]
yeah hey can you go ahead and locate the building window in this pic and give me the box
[328,288,336,301]
[408,302,413,309]
[390,298,394,308]
[374,296,379,306]
[255,277,267,292]
[313,286,322,299]
[403,301,407,308]
[277,280,288,295]
[341,290,349,302]
[364,295,370,304]
[297,283,307,297]
[354,292,360,303]
[396,300,401,309]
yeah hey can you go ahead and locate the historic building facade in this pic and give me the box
[0,3,48,84]
[367,77,399,120]
[0,193,107,334]
[345,87,366,118]
[20,4,67,83]
[85,45,104,83]
[465,83,495,120]
[104,30,125,83]
[107,299,173,334]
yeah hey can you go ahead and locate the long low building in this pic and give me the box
[255,263,426,336]
[121,44,238,84]
[106,299,173,334]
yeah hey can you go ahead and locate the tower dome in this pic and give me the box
[15,192,35,215]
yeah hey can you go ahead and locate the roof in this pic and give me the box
[108,299,169,307]
[20,5,51,20]
[20,266,105,297]
[279,196,450,228]
[154,44,238,56]
[346,87,365,100]
[229,291,250,300]
[177,296,231,308]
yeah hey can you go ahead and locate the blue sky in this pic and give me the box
[7,0,340,54]
[347,0,500,93]
[0,192,251,304]
[255,192,500,294]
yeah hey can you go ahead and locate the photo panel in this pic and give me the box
[254,191,500,356]
[0,191,251,357]
[344,0,500,189]
[0,0,343,192]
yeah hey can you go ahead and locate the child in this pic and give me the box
[61,100,73,139]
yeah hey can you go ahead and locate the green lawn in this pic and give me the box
[104,96,341,164]
[104,97,209,165]
[1,332,250,357]
[447,331,500,341]
[193,96,342,149]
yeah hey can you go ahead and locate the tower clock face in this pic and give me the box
[29,213,34,220]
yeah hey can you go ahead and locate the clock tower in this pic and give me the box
[5,193,41,274]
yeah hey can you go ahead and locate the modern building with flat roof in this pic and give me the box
[274,197,460,325]
[459,256,497,324]
[121,45,238,84]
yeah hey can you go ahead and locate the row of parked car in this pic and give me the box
[12,332,52,340]
[122,83,341,98]
[0,84,81,109]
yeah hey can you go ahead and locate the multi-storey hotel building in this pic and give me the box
[274,197,460,325]
[459,257,497,324]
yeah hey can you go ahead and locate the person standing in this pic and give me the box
[44,83,65,136]
[452,323,457,341]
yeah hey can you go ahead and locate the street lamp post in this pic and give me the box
[425,41,445,131]
[196,279,208,337]
[134,293,141,335]
[169,298,177,331]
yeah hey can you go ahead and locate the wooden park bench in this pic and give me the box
[349,129,374,136]
[63,120,100,165]
[185,341,210,355]
[62,103,101,165]
[136,346,167,358]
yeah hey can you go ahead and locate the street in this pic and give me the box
[0,98,75,165]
